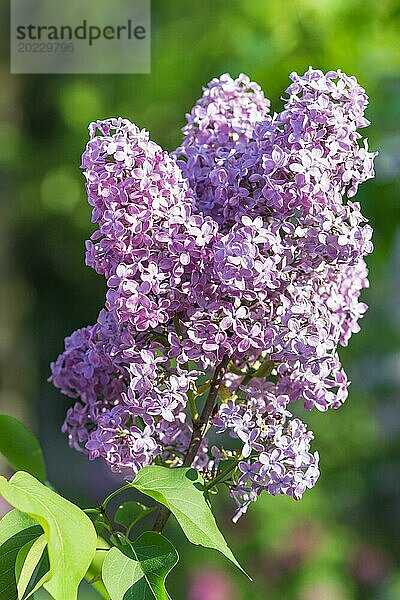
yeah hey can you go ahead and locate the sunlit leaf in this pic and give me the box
[15,534,49,599]
[85,537,110,600]
[0,510,42,600]
[102,532,178,600]
[0,472,97,600]
[131,466,247,575]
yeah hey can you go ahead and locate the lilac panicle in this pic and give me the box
[50,68,375,520]
[82,117,218,332]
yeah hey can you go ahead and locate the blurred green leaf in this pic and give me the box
[40,167,81,215]
[102,532,178,600]
[0,416,46,482]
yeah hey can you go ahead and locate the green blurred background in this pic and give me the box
[0,1,399,598]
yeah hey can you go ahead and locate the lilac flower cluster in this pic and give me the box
[174,73,271,223]
[50,68,375,520]
[215,378,320,520]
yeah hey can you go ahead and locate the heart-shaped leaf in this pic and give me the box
[131,466,246,575]
[0,416,46,482]
[0,510,42,600]
[102,531,178,600]
[0,472,97,600]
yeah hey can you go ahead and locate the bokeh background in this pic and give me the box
[1,1,399,598]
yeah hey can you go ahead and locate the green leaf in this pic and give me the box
[84,537,110,600]
[86,510,108,536]
[218,384,232,402]
[252,359,275,378]
[195,381,211,396]
[86,508,102,520]
[0,510,42,600]
[114,501,156,532]
[15,534,49,599]
[15,537,38,586]
[102,532,178,600]
[0,416,46,482]
[131,466,247,576]
[0,510,39,546]
[0,471,97,600]
[93,515,108,536]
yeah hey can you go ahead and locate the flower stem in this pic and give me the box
[126,506,158,538]
[206,459,240,491]
[102,483,132,510]
[188,393,199,421]
[153,354,230,533]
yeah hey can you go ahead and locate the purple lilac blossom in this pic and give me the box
[50,68,375,520]
[174,73,271,224]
